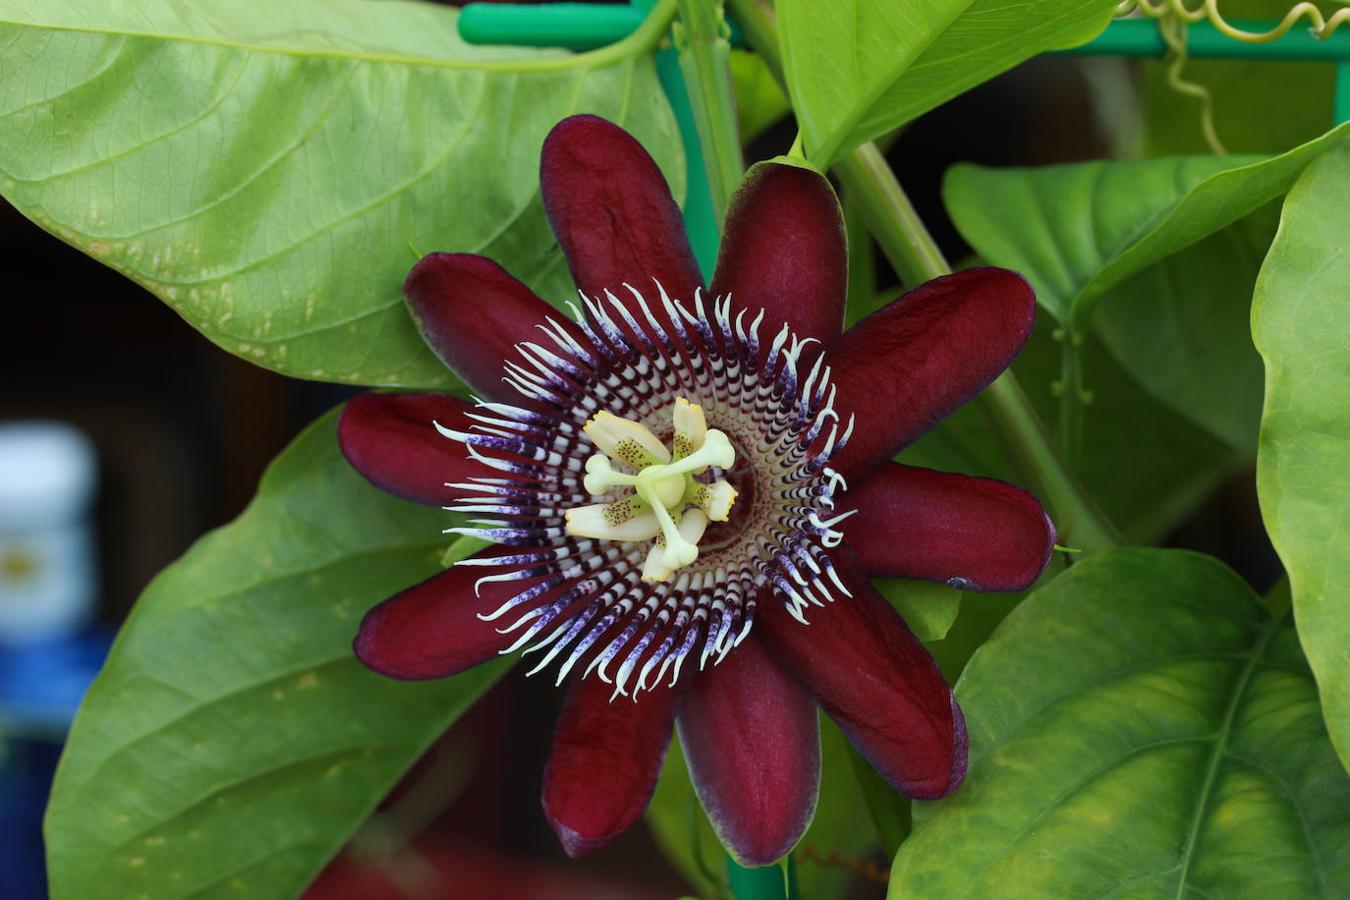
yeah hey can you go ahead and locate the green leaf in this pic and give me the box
[0,0,682,387]
[729,49,789,144]
[1091,204,1277,450]
[943,123,1350,326]
[1253,140,1350,771]
[904,317,1242,546]
[648,715,879,898]
[891,549,1350,897]
[44,409,510,899]
[777,0,1116,166]
[874,579,962,643]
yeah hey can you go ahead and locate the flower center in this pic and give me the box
[564,398,739,583]
[439,286,857,697]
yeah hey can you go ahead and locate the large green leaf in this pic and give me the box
[1253,141,1350,771]
[891,549,1350,897]
[943,122,1349,327]
[45,409,510,899]
[0,0,682,388]
[1090,204,1277,450]
[777,0,1116,166]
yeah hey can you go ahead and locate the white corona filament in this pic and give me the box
[437,282,855,700]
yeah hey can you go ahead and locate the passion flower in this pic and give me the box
[338,115,1054,865]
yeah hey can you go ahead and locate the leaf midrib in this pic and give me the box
[1171,613,1281,898]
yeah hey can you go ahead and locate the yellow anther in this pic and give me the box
[583,412,669,468]
[671,397,707,459]
[564,503,660,542]
[694,480,738,522]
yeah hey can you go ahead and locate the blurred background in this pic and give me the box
[0,9,1292,896]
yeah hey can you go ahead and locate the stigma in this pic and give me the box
[564,398,738,583]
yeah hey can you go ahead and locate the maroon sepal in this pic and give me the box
[540,115,704,332]
[337,392,480,508]
[405,253,582,403]
[756,554,967,799]
[542,677,679,857]
[678,636,820,866]
[354,549,550,680]
[847,462,1055,591]
[827,268,1037,480]
[712,160,847,344]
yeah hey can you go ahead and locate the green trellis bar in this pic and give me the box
[1060,16,1350,59]
[459,4,1350,124]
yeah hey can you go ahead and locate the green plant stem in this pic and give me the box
[675,0,744,224]
[727,0,782,74]
[833,144,947,288]
[1058,329,1086,469]
[727,0,1122,553]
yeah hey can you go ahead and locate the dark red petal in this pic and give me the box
[711,160,846,344]
[756,555,967,799]
[405,253,582,403]
[678,637,819,866]
[337,392,479,507]
[846,463,1055,592]
[540,115,704,323]
[354,550,530,680]
[542,677,679,857]
[827,268,1036,480]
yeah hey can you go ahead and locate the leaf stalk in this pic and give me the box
[674,0,745,224]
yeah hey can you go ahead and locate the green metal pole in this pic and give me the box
[632,0,721,275]
[459,2,744,51]
[727,852,795,900]
[1054,17,1350,60]
[459,3,644,50]
[461,4,1350,63]
[1337,62,1350,124]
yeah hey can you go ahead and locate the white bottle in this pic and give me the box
[0,423,98,643]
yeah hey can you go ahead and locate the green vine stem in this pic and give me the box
[1118,0,1350,42]
[674,0,744,224]
[1055,325,1088,470]
[727,0,1123,553]
[1157,14,1228,155]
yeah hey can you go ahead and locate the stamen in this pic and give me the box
[565,398,738,582]
[691,480,737,521]
[583,411,670,468]
[564,503,660,541]
[671,397,707,459]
